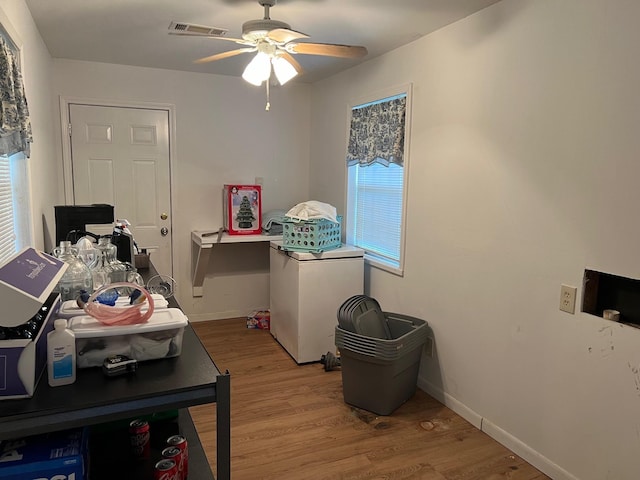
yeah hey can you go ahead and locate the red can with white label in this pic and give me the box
[162,446,184,480]
[154,459,179,480]
[166,434,188,478]
[129,419,150,458]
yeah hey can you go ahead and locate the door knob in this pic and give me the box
[161,213,168,220]
[160,227,169,236]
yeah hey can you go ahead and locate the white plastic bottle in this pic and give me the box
[47,319,77,386]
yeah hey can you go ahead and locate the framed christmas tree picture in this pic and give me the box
[223,184,262,235]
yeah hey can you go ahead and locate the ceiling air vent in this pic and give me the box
[168,22,228,37]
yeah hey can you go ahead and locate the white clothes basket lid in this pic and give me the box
[68,308,188,338]
[270,240,363,261]
[59,294,169,319]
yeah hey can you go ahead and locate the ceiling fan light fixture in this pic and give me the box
[242,52,272,86]
[272,56,298,85]
[180,0,369,108]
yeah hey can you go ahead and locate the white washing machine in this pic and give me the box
[269,240,364,364]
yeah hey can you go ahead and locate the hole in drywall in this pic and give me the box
[583,270,640,327]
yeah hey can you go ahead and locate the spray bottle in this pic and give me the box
[114,219,139,254]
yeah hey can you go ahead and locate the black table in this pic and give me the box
[0,301,230,480]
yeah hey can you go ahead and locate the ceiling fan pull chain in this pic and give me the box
[265,79,271,111]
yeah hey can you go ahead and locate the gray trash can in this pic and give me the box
[335,312,428,415]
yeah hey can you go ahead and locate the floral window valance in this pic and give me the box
[0,36,32,157]
[346,95,406,167]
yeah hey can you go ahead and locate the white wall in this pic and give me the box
[1,0,60,251]
[13,0,640,474]
[52,60,311,319]
[310,0,640,479]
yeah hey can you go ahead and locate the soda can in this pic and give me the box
[167,434,188,478]
[129,419,150,458]
[162,446,184,480]
[154,459,179,480]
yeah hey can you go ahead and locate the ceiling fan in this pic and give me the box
[169,0,368,88]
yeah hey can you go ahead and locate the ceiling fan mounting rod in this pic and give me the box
[259,0,276,19]
[242,0,290,42]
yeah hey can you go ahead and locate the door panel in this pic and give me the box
[69,104,172,276]
[86,158,115,202]
[133,160,158,226]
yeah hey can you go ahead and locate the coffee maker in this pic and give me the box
[54,204,137,264]
[54,204,114,244]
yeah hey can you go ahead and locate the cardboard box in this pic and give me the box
[0,292,61,399]
[0,427,89,480]
[247,310,270,330]
[0,247,67,327]
[223,184,262,235]
[134,253,150,269]
[0,248,66,399]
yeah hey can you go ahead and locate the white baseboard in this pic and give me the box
[481,417,578,480]
[187,311,246,322]
[187,306,270,322]
[417,375,578,480]
[417,375,482,429]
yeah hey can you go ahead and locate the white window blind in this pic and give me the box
[0,154,17,262]
[347,162,403,264]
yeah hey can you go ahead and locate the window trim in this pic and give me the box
[0,14,33,262]
[0,8,23,53]
[345,83,412,277]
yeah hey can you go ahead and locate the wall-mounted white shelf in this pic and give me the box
[191,230,282,297]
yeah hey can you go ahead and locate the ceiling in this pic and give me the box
[25,0,502,84]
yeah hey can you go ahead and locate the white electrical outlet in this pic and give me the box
[559,284,577,314]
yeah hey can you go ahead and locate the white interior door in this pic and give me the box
[69,104,172,276]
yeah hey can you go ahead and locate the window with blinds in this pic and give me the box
[0,23,32,263]
[346,86,411,275]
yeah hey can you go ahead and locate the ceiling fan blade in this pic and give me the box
[280,52,303,75]
[267,28,309,44]
[194,48,256,64]
[169,32,254,45]
[288,42,368,59]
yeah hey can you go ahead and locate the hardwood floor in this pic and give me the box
[190,318,549,480]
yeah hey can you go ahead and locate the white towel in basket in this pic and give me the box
[285,201,338,223]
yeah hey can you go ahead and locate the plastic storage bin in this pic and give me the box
[335,312,428,415]
[68,308,188,368]
[57,294,169,319]
[281,216,342,253]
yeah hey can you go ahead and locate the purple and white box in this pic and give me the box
[0,247,66,327]
[0,248,66,399]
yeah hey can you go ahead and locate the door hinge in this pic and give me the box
[68,123,72,137]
